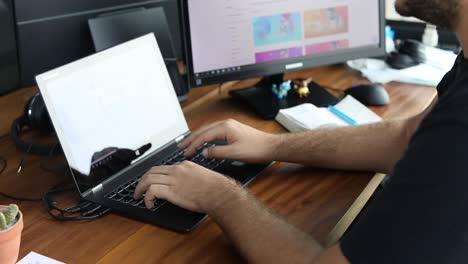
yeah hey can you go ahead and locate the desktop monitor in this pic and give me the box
[14,0,183,87]
[89,7,177,59]
[180,0,386,118]
[181,0,386,88]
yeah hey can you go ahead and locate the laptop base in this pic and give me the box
[83,141,271,232]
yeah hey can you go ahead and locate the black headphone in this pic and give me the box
[43,186,111,221]
[10,93,62,156]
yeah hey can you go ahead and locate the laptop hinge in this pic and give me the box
[92,184,103,194]
[175,135,185,143]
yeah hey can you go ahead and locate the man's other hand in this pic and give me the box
[133,161,239,213]
[178,119,279,162]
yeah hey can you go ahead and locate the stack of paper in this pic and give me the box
[275,95,382,132]
[347,47,457,87]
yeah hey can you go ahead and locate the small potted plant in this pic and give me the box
[0,204,23,264]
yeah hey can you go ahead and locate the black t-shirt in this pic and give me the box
[341,53,468,264]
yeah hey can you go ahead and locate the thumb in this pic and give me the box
[202,145,234,160]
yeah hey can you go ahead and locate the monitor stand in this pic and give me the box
[229,73,340,120]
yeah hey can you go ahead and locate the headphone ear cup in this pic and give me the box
[29,94,53,133]
[22,95,35,128]
[11,94,61,156]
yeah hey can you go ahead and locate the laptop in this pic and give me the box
[36,34,270,232]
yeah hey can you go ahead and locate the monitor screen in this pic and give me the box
[14,0,183,87]
[89,7,177,59]
[181,0,385,87]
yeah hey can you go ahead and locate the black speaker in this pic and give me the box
[0,0,20,96]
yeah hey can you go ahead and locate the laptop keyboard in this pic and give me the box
[105,143,226,211]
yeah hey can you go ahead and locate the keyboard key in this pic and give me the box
[128,199,140,206]
[106,143,227,208]
[113,194,123,201]
[121,197,133,203]
[121,189,132,197]
[155,199,167,206]
[197,143,208,152]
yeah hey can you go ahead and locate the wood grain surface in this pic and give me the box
[0,65,436,263]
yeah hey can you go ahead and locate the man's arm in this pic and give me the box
[209,178,349,264]
[181,97,436,174]
[134,161,349,264]
[133,98,436,263]
[273,117,412,173]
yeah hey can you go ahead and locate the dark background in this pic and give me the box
[0,1,461,96]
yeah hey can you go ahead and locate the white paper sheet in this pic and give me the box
[334,95,382,124]
[279,103,348,131]
[347,49,456,86]
[17,252,65,264]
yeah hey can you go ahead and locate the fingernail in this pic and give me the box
[202,149,208,158]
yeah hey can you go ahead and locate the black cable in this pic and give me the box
[43,186,111,221]
[0,154,110,221]
[47,207,111,222]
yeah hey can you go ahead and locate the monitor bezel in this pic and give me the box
[180,0,386,88]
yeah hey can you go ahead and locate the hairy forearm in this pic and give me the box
[267,97,437,173]
[209,182,323,264]
[271,118,411,174]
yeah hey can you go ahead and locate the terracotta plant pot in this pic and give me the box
[0,205,23,264]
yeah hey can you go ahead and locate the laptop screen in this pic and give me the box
[36,34,189,194]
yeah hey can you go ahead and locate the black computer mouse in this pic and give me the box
[345,84,390,106]
[385,51,419,69]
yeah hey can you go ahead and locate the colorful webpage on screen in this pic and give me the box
[188,0,380,74]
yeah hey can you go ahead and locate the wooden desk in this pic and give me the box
[0,65,436,263]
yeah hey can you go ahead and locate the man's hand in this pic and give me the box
[133,161,240,213]
[179,119,279,162]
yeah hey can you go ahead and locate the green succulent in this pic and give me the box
[0,204,19,231]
